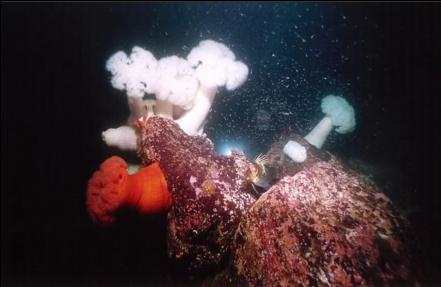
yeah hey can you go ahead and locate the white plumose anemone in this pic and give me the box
[102,40,249,150]
[283,95,356,162]
[304,95,356,148]
[176,40,249,135]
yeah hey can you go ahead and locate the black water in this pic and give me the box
[2,3,440,286]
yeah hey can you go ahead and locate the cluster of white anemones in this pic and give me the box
[102,40,249,151]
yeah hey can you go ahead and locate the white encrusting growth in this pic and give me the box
[102,39,249,150]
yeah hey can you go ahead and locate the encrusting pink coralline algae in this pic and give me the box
[134,117,420,286]
[135,116,256,273]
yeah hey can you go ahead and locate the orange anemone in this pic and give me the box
[86,156,171,225]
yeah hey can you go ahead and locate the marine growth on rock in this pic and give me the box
[226,135,419,287]
[136,116,256,273]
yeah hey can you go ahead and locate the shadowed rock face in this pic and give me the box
[227,136,420,287]
[136,116,256,273]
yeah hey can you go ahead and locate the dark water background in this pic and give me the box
[2,3,440,286]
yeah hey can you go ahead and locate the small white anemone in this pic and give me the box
[101,126,137,151]
[283,140,307,163]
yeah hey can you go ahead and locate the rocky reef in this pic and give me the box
[135,120,419,285]
[230,160,417,286]
[214,134,418,286]
[201,133,419,286]
[135,116,256,273]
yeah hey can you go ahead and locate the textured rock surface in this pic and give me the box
[229,154,419,286]
[135,116,256,273]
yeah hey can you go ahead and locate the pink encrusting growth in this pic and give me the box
[135,116,256,272]
[102,40,249,151]
[230,157,419,286]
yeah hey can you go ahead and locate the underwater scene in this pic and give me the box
[2,2,440,287]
